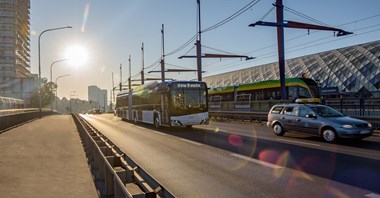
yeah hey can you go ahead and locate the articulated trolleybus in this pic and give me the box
[116,81,209,128]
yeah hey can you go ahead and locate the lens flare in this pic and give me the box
[228,134,243,147]
[259,149,289,178]
[229,126,258,171]
[81,4,90,32]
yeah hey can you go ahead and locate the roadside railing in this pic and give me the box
[72,113,175,198]
[209,98,380,129]
[0,108,57,132]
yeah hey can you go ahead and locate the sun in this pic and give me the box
[65,45,88,66]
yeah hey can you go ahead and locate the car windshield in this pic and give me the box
[310,106,344,117]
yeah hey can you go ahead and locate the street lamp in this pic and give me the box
[38,26,72,115]
[55,74,70,111]
[50,59,69,111]
[50,59,69,82]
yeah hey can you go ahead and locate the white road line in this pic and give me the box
[179,138,203,146]
[151,130,168,136]
[230,153,283,170]
[277,138,321,147]
[366,193,380,198]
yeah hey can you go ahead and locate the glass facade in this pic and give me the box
[203,40,380,98]
[0,0,31,78]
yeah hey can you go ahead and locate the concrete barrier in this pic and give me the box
[72,113,175,198]
[0,109,57,132]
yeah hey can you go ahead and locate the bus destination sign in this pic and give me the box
[175,83,203,88]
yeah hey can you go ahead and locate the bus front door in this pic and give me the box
[161,94,170,126]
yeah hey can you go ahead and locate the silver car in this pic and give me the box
[267,103,373,143]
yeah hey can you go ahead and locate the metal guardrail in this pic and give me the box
[209,98,380,129]
[72,113,175,198]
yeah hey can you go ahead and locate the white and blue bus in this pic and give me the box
[116,81,209,128]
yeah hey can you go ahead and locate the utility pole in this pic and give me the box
[128,55,132,90]
[128,55,132,121]
[119,63,122,91]
[249,0,352,101]
[196,0,202,81]
[276,0,286,100]
[111,72,115,111]
[161,24,165,82]
[141,42,145,85]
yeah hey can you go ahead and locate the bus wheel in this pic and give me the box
[154,115,161,129]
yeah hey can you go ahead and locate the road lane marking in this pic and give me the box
[179,138,203,146]
[366,193,380,198]
[276,138,321,147]
[230,153,283,170]
[150,130,169,136]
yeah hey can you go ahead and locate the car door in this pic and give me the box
[281,106,297,131]
[293,106,319,135]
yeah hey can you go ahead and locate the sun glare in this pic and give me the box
[65,45,88,66]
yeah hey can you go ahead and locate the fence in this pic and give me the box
[209,98,380,129]
[72,113,175,198]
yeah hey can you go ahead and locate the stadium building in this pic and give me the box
[203,40,380,98]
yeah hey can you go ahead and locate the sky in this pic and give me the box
[29,0,380,101]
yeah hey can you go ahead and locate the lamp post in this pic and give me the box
[50,59,69,83]
[50,59,69,111]
[38,26,72,115]
[55,74,70,112]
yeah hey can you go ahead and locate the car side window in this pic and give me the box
[299,107,311,117]
[270,106,283,114]
[284,107,295,116]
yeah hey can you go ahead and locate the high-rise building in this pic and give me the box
[0,0,33,105]
[88,85,108,111]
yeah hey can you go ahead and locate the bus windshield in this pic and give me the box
[171,88,207,115]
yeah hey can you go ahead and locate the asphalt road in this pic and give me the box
[81,114,380,198]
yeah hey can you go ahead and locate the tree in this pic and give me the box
[30,78,57,108]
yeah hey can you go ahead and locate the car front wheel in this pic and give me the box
[322,128,337,143]
[273,123,284,136]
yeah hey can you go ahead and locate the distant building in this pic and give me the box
[0,0,33,105]
[88,85,108,111]
[203,40,380,98]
